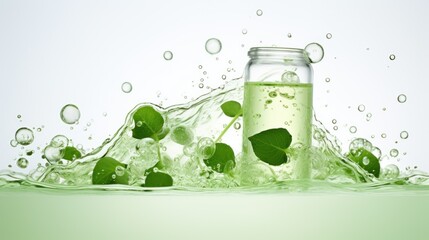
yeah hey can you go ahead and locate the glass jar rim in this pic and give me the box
[248,47,304,59]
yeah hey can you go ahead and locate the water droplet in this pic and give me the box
[198,83,204,88]
[15,127,34,146]
[349,126,357,134]
[60,104,80,124]
[50,135,69,148]
[389,54,396,60]
[163,51,173,60]
[221,75,227,80]
[115,165,125,177]
[233,122,241,130]
[171,125,194,146]
[136,121,143,127]
[326,33,332,39]
[281,71,300,82]
[381,133,387,138]
[242,29,247,35]
[17,157,29,169]
[397,94,407,103]
[205,38,222,55]
[121,82,133,93]
[256,9,263,16]
[390,149,399,157]
[111,174,116,179]
[325,77,331,83]
[10,139,18,147]
[304,43,324,63]
[362,157,370,165]
[358,104,365,112]
[287,33,292,38]
[400,131,409,139]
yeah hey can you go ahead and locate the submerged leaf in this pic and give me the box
[92,157,129,185]
[132,106,164,140]
[203,143,235,173]
[248,128,292,166]
[145,172,173,187]
[347,148,380,178]
[62,146,81,161]
[221,101,243,117]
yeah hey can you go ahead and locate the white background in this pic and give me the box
[1,0,428,172]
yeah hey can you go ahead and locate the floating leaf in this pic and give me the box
[221,101,242,117]
[203,143,235,173]
[132,106,164,140]
[92,157,129,185]
[145,172,173,187]
[347,148,380,178]
[248,128,292,166]
[62,146,81,161]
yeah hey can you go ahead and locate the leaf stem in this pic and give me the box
[215,111,241,143]
[153,135,163,164]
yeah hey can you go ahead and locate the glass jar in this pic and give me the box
[241,47,313,182]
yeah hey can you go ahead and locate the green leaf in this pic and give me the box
[248,128,292,166]
[92,157,129,185]
[144,161,164,176]
[221,101,243,117]
[132,106,164,140]
[62,146,81,161]
[347,148,380,178]
[145,172,173,187]
[203,143,235,173]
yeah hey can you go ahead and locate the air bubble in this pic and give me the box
[198,65,203,69]
[358,104,365,112]
[163,51,173,60]
[349,126,357,134]
[381,164,400,180]
[60,104,80,124]
[287,33,292,38]
[333,126,338,131]
[304,43,324,63]
[362,157,370,165]
[326,33,332,39]
[205,38,222,55]
[256,9,263,16]
[15,127,34,146]
[221,75,227,80]
[397,94,407,103]
[381,133,387,138]
[10,139,18,147]
[197,137,216,159]
[242,29,247,35]
[233,122,241,130]
[400,131,409,139]
[43,146,64,164]
[268,91,278,98]
[281,71,300,82]
[121,82,133,93]
[325,77,331,82]
[50,135,69,148]
[17,115,21,119]
[198,83,204,88]
[17,157,29,169]
[389,54,396,60]
[390,149,399,157]
[332,119,337,124]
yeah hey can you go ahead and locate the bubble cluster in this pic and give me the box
[205,38,222,55]
[349,138,381,159]
[121,82,133,93]
[15,127,34,146]
[163,51,173,60]
[60,104,81,124]
[304,43,324,63]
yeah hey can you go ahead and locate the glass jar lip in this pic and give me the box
[248,47,304,59]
